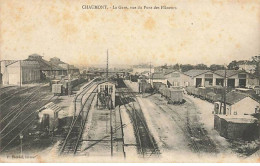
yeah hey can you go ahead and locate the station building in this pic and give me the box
[0,60,40,85]
[50,57,80,76]
[26,54,68,80]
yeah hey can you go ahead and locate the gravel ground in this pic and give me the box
[135,93,240,162]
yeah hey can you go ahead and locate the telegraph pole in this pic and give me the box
[20,60,22,88]
[106,49,113,156]
[223,65,227,115]
[149,61,152,85]
[106,49,109,81]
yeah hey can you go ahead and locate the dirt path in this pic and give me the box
[136,93,239,161]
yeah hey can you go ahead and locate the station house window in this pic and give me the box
[205,74,213,86]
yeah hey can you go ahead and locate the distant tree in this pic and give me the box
[227,60,239,70]
[180,64,194,72]
[209,64,225,71]
[161,64,168,69]
[252,55,260,81]
[172,63,180,70]
[194,64,208,70]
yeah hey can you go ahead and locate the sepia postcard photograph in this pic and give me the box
[0,0,260,163]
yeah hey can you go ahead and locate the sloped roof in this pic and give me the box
[69,65,79,70]
[152,72,165,79]
[217,114,257,123]
[164,69,179,75]
[26,54,66,71]
[97,80,116,85]
[1,60,39,67]
[21,60,39,66]
[40,102,62,113]
[218,91,259,105]
[50,57,66,65]
[0,60,19,66]
[184,70,210,77]
[214,70,245,77]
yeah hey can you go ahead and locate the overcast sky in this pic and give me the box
[0,0,259,67]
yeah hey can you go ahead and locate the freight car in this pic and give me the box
[185,86,234,103]
[206,92,222,103]
[158,87,184,104]
[198,87,214,100]
[153,82,167,92]
[51,78,87,95]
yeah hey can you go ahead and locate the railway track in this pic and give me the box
[0,86,16,95]
[73,79,97,118]
[118,88,160,158]
[59,82,97,155]
[0,86,45,126]
[154,94,218,154]
[0,85,41,107]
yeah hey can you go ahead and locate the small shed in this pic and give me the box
[214,91,260,115]
[97,81,116,109]
[214,114,258,140]
[38,102,62,132]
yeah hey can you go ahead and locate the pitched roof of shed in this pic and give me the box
[218,91,259,105]
[26,54,66,71]
[184,70,210,77]
[214,70,245,77]
[152,73,165,79]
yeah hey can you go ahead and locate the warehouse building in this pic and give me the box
[151,72,167,87]
[50,57,80,76]
[26,54,68,79]
[214,70,253,88]
[183,69,258,88]
[164,70,193,87]
[184,70,224,87]
[0,60,40,85]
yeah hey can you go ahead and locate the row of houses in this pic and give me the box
[150,69,259,89]
[0,54,80,85]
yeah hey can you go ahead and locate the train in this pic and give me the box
[158,86,184,104]
[185,86,233,103]
[51,77,87,96]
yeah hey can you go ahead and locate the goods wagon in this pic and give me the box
[185,86,196,95]
[185,86,237,103]
[206,92,222,103]
[153,82,167,92]
[139,82,153,93]
[158,87,184,104]
[52,84,63,96]
[168,89,183,104]
[198,87,214,100]
[51,78,87,95]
